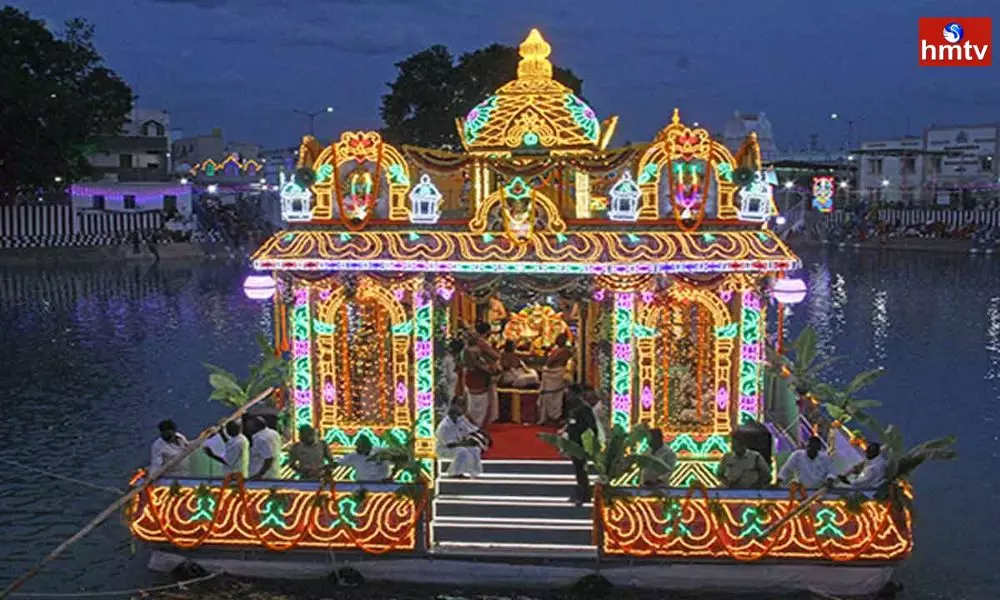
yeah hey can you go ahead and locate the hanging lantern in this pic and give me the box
[607,171,640,221]
[243,274,276,300]
[408,173,442,224]
[772,277,807,305]
[280,172,312,222]
[737,171,774,223]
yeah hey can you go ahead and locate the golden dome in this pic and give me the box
[457,29,616,155]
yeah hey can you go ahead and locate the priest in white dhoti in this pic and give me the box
[537,333,572,425]
[436,402,483,478]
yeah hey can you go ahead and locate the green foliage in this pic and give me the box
[380,43,583,149]
[371,429,427,501]
[814,368,884,435]
[766,327,841,396]
[0,8,133,197]
[539,423,673,492]
[204,335,289,408]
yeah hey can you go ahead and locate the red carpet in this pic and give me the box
[483,423,562,460]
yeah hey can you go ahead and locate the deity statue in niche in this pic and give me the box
[670,159,706,220]
[342,165,376,220]
[502,176,535,239]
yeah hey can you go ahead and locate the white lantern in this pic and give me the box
[608,171,640,221]
[243,274,276,301]
[408,173,442,224]
[737,171,774,223]
[772,277,807,305]
[280,172,312,222]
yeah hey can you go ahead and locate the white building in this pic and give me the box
[69,181,193,216]
[924,124,999,206]
[723,112,778,162]
[857,136,925,205]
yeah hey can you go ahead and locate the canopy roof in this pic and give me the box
[457,29,617,155]
[252,229,799,275]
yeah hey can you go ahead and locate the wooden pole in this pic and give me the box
[0,387,276,600]
[758,486,827,540]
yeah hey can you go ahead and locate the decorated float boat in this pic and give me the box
[129,29,914,597]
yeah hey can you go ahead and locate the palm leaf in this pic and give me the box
[845,368,884,394]
[537,433,589,462]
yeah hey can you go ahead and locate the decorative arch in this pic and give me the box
[307,131,411,223]
[635,109,739,221]
[469,186,567,234]
[635,284,737,437]
[313,278,412,433]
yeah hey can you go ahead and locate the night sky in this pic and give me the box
[11,0,1000,150]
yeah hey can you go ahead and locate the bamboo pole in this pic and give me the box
[757,486,828,541]
[0,387,276,600]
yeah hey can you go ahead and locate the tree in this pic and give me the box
[204,335,289,409]
[0,8,133,198]
[380,43,584,149]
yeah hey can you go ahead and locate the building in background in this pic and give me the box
[924,124,999,207]
[855,136,927,205]
[723,111,778,161]
[72,107,192,217]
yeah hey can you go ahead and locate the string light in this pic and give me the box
[737,172,774,223]
[408,174,443,224]
[280,171,313,222]
[738,291,762,423]
[607,171,641,221]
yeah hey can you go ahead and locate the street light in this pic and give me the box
[293,106,334,135]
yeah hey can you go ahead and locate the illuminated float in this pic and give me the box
[129,29,912,597]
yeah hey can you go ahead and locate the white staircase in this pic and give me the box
[431,459,597,557]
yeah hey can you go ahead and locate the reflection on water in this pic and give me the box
[0,250,998,599]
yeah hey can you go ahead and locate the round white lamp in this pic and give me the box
[243,274,276,300]
[772,277,807,305]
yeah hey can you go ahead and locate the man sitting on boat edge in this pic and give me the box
[777,436,835,489]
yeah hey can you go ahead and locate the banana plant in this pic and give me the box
[767,327,841,397]
[371,429,429,501]
[539,423,674,501]
[813,368,884,438]
[873,424,957,524]
[204,334,290,408]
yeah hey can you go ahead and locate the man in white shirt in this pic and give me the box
[643,428,677,486]
[840,442,889,489]
[222,421,249,477]
[248,417,282,480]
[436,400,483,478]
[337,436,390,482]
[778,436,834,489]
[150,420,191,478]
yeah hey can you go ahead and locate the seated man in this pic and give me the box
[718,436,770,489]
[642,429,677,486]
[839,442,889,489]
[289,425,334,479]
[435,398,484,479]
[777,436,834,489]
[338,437,390,482]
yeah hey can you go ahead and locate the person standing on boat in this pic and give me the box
[718,436,770,489]
[439,338,465,407]
[583,385,609,446]
[469,322,501,424]
[563,385,597,504]
[248,416,282,480]
[150,420,191,478]
[463,344,493,428]
[436,398,483,478]
[839,442,889,489]
[289,425,334,479]
[221,420,248,478]
[537,332,572,426]
[777,436,834,489]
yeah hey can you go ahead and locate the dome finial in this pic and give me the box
[517,28,553,80]
[671,107,681,124]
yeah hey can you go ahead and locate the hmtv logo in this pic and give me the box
[919,17,992,66]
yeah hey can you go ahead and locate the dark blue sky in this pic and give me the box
[13,0,999,150]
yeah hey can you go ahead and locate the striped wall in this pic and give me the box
[0,205,164,248]
[824,209,1000,229]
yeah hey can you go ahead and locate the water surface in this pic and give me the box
[0,250,996,599]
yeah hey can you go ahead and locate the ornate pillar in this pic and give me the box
[413,285,435,456]
[611,291,636,430]
[737,290,763,424]
[291,284,315,434]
